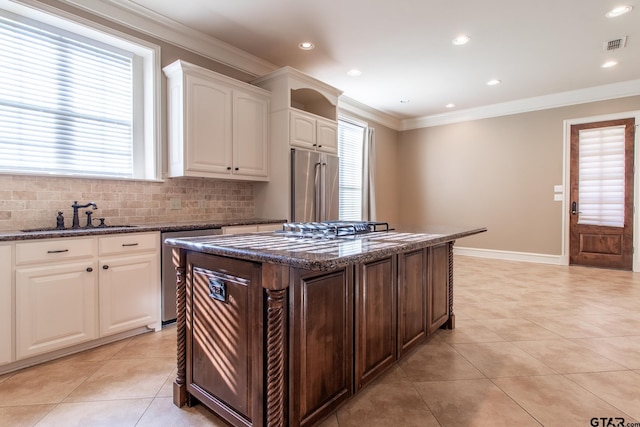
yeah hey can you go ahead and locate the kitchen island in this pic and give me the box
[165,224,486,427]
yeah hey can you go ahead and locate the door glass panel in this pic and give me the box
[578,125,625,227]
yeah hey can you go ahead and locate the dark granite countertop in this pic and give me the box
[165,225,487,271]
[0,219,286,242]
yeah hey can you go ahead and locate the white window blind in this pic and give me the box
[0,12,138,178]
[578,125,626,227]
[338,119,365,221]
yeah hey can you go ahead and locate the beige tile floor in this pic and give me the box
[2,255,640,426]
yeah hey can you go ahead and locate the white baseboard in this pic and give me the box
[453,246,567,265]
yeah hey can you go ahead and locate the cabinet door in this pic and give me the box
[0,245,12,365]
[290,110,316,150]
[185,73,233,175]
[233,90,269,178]
[316,118,338,154]
[16,261,97,359]
[290,268,353,427]
[186,253,263,426]
[355,257,396,390]
[428,243,451,334]
[99,253,159,336]
[397,249,428,357]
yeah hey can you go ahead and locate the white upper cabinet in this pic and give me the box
[164,60,270,181]
[253,67,341,155]
[315,116,338,154]
[289,110,315,150]
[289,110,338,154]
[233,90,269,177]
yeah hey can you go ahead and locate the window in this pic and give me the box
[578,125,626,227]
[338,117,366,221]
[0,5,159,179]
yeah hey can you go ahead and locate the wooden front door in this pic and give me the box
[569,118,635,270]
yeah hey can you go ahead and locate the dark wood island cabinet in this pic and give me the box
[165,226,485,427]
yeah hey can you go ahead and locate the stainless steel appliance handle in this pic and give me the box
[314,162,322,222]
[320,162,327,221]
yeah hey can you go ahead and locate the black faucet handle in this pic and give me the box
[85,211,94,228]
[56,211,65,230]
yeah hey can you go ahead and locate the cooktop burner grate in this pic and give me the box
[278,221,390,238]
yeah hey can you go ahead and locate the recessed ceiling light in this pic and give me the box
[400,99,410,104]
[602,60,618,68]
[452,35,471,46]
[298,41,314,50]
[486,79,502,86]
[347,69,362,77]
[606,5,633,17]
[445,103,456,108]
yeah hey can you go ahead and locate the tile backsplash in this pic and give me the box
[0,174,254,231]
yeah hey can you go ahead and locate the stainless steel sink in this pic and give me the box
[21,225,139,232]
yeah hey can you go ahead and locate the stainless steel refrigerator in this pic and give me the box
[291,148,339,222]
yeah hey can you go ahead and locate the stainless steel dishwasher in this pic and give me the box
[161,228,222,324]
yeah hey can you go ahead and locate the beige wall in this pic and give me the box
[398,96,640,255]
[0,1,258,232]
[370,120,400,225]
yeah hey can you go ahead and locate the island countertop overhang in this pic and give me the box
[164,225,487,271]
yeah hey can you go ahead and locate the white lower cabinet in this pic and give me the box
[99,252,159,336]
[98,232,160,337]
[257,223,284,232]
[0,245,13,365]
[222,224,260,234]
[13,232,160,361]
[16,260,97,359]
[222,223,284,234]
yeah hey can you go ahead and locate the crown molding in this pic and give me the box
[25,1,640,132]
[401,79,640,130]
[338,96,402,131]
[56,0,278,77]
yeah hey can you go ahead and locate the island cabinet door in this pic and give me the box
[289,267,353,427]
[185,252,263,427]
[428,243,451,334]
[355,256,397,391]
[397,249,428,358]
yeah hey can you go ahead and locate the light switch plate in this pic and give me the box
[554,194,563,201]
[554,184,563,193]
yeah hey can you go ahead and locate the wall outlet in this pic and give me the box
[169,198,181,210]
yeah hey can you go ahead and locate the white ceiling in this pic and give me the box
[113,0,639,120]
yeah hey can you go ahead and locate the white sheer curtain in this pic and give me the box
[361,127,377,221]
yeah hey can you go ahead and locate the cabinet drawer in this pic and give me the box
[257,223,283,232]
[222,225,258,235]
[16,237,95,265]
[99,232,159,256]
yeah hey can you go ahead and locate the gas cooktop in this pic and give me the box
[278,221,390,238]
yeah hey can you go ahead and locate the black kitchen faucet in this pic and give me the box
[71,201,98,228]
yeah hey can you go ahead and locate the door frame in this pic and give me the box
[562,110,640,271]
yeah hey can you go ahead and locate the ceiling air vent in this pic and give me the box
[603,36,628,51]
